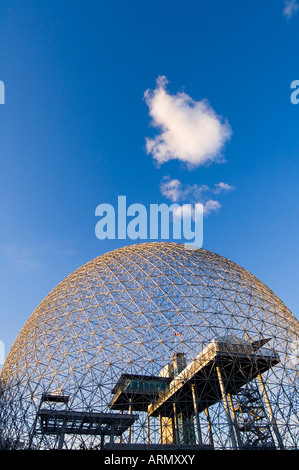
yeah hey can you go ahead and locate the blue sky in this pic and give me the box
[0,0,299,363]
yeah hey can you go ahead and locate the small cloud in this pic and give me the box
[212,182,235,194]
[160,178,183,202]
[160,177,210,203]
[172,204,193,220]
[203,199,221,216]
[173,200,220,219]
[160,176,234,217]
[144,76,232,168]
[283,0,299,19]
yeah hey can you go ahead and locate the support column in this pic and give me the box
[205,408,214,448]
[28,399,42,449]
[191,383,203,446]
[257,374,284,449]
[57,417,66,450]
[227,393,243,449]
[159,415,174,444]
[128,398,132,444]
[110,424,115,449]
[216,366,238,450]
[147,414,150,444]
[100,433,105,450]
[119,410,123,443]
[173,402,179,444]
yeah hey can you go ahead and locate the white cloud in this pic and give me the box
[173,200,220,219]
[160,176,234,216]
[203,199,221,216]
[160,178,183,202]
[144,76,232,168]
[283,0,299,19]
[213,182,235,193]
[160,178,209,203]
[172,204,193,220]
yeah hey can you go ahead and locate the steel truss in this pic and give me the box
[0,242,298,450]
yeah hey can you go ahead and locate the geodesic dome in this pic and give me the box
[0,242,298,450]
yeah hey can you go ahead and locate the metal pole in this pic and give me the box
[57,417,66,450]
[257,374,284,449]
[173,402,179,444]
[128,398,132,444]
[216,366,238,450]
[159,415,163,444]
[205,407,214,448]
[227,393,243,449]
[191,383,203,446]
[28,397,42,449]
[110,424,115,449]
[147,414,150,444]
[119,409,123,443]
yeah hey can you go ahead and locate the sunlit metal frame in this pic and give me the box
[0,242,298,450]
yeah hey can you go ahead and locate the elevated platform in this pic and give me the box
[148,338,279,417]
[110,374,171,411]
[30,336,281,450]
[41,392,70,404]
[38,410,139,436]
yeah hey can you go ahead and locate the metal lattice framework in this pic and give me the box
[0,242,298,450]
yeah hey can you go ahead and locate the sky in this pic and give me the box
[0,0,299,366]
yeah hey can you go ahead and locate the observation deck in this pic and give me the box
[110,374,171,411]
[148,337,280,417]
[109,336,281,449]
[38,410,138,437]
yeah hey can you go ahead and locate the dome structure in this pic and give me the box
[0,242,298,450]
